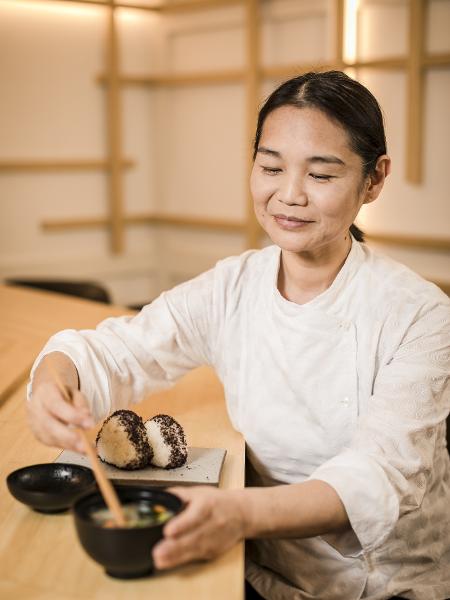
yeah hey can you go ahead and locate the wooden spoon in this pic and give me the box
[46,361,126,527]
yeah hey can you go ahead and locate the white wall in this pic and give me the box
[0,0,449,306]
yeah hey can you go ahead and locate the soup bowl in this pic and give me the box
[72,485,183,579]
[7,463,95,513]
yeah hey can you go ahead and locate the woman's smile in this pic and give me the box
[272,214,315,230]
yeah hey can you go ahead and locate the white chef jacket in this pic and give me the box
[28,240,450,600]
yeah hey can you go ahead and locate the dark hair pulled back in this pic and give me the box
[253,71,388,243]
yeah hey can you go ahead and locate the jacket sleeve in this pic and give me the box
[310,299,450,555]
[27,268,219,421]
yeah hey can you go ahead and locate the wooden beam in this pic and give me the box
[0,159,134,172]
[25,0,244,11]
[152,0,244,13]
[348,57,407,70]
[406,0,425,184]
[262,63,338,80]
[365,233,450,252]
[105,3,125,254]
[133,213,245,231]
[41,213,245,232]
[26,0,112,7]
[244,0,262,250]
[335,0,345,68]
[423,52,450,68]
[96,57,411,92]
[97,69,246,86]
[42,217,108,230]
[40,215,450,253]
[262,57,407,81]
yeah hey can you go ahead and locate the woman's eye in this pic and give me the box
[310,173,334,181]
[261,166,281,175]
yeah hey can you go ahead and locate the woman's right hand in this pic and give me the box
[27,354,95,453]
[28,382,95,453]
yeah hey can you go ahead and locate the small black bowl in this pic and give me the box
[73,486,183,579]
[6,463,96,514]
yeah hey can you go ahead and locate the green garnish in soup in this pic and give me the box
[91,502,174,528]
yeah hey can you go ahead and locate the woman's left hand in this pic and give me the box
[152,486,246,570]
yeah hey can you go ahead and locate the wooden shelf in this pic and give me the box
[347,57,407,70]
[262,63,336,80]
[96,55,414,90]
[41,213,245,232]
[262,56,408,79]
[423,52,450,68]
[0,159,134,172]
[41,0,244,12]
[42,0,111,7]
[149,0,245,14]
[41,213,450,253]
[365,233,450,253]
[97,69,246,86]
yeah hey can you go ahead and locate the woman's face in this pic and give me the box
[250,106,378,258]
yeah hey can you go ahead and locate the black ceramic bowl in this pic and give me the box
[73,486,183,579]
[6,463,96,514]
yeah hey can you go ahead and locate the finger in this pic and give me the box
[163,496,210,538]
[153,539,178,570]
[153,530,206,569]
[27,386,86,452]
[30,409,85,453]
[47,418,85,453]
[43,389,94,430]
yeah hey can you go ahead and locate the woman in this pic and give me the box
[27,71,450,600]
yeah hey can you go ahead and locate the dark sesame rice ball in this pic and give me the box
[144,414,187,469]
[96,409,152,470]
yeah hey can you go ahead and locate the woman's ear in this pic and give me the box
[363,155,391,205]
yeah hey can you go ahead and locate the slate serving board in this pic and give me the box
[55,447,227,487]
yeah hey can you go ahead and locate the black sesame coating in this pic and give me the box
[149,414,187,469]
[96,409,153,470]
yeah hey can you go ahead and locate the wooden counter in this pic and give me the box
[0,285,245,599]
[0,285,132,404]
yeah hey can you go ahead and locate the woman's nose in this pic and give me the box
[278,178,308,206]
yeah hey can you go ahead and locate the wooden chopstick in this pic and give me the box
[46,361,126,527]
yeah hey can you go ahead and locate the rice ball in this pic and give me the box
[96,409,152,470]
[144,414,187,469]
